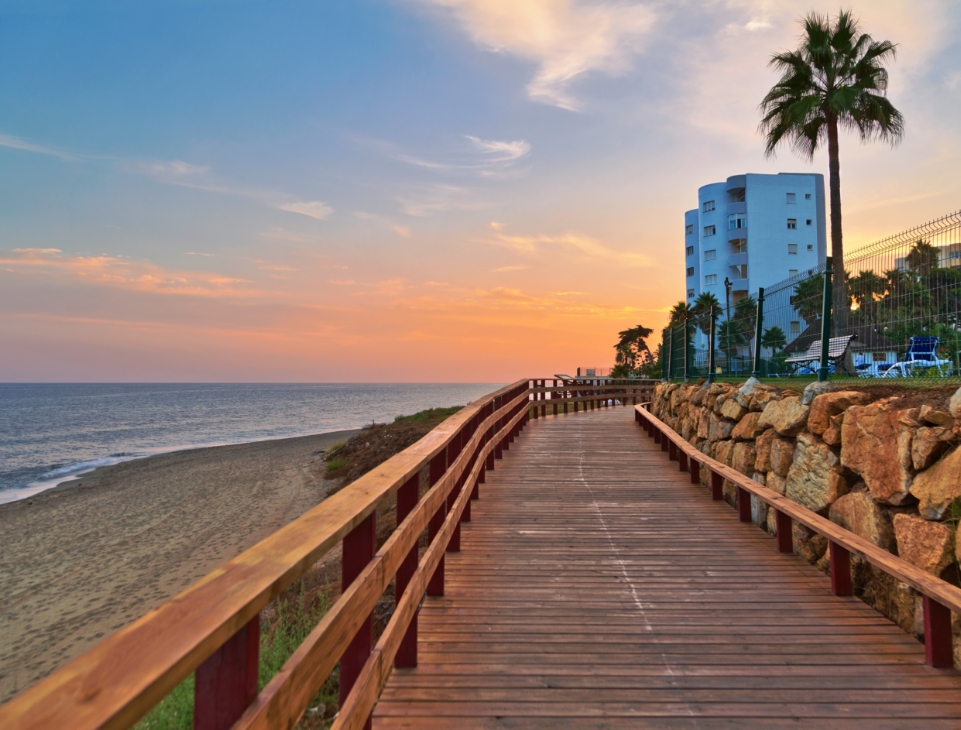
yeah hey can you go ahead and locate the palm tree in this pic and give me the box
[759,10,905,329]
[848,269,886,324]
[905,238,940,276]
[761,326,787,353]
[614,324,654,374]
[668,301,690,326]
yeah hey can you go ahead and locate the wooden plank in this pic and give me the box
[375,407,961,729]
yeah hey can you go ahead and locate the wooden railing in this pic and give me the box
[526,378,657,418]
[635,402,961,669]
[0,380,536,730]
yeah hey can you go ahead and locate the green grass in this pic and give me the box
[135,583,336,729]
[393,406,462,424]
[325,457,347,473]
[326,441,346,453]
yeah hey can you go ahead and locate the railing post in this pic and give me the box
[395,473,421,668]
[194,616,260,730]
[752,287,765,379]
[678,450,688,472]
[711,471,723,500]
[737,487,751,522]
[690,459,700,484]
[819,257,834,383]
[486,401,496,470]
[447,433,464,552]
[924,596,953,668]
[339,512,376,730]
[668,440,677,461]
[427,451,447,597]
[775,510,793,553]
[553,379,558,416]
[829,541,852,596]
[684,316,690,382]
[494,396,504,461]
[653,427,661,444]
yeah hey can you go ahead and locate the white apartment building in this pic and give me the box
[685,173,827,311]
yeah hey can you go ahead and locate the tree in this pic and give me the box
[905,238,940,276]
[613,324,654,375]
[761,326,787,353]
[847,269,886,324]
[691,291,720,335]
[759,10,904,329]
[791,274,824,325]
[668,300,690,326]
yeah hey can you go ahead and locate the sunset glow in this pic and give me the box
[1,1,959,381]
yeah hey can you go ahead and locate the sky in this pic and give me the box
[1,0,959,382]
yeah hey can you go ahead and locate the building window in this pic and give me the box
[704,249,716,261]
[733,264,748,280]
[732,190,745,203]
[732,240,747,254]
[686,245,694,256]
[686,224,694,235]
[687,289,695,299]
[703,200,715,212]
[787,219,797,230]
[790,321,801,335]
[687,267,694,277]
[789,269,799,277]
[728,213,746,230]
[788,244,798,255]
[704,225,716,236]
[805,193,811,200]
[705,274,717,286]
[807,244,813,251]
[806,219,812,226]
[786,193,796,204]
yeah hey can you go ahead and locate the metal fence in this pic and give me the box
[662,209,961,383]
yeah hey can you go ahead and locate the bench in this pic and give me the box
[784,334,857,375]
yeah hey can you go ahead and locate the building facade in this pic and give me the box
[685,172,827,308]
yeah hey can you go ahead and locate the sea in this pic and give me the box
[0,383,505,505]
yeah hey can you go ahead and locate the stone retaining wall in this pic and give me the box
[651,379,961,664]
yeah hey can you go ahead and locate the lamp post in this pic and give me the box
[724,276,732,375]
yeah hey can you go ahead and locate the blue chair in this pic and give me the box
[880,336,952,377]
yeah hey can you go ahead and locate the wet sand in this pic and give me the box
[0,429,360,703]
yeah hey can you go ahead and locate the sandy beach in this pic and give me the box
[0,429,360,703]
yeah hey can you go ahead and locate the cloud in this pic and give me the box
[1,248,259,298]
[147,160,209,177]
[398,184,481,217]
[393,225,412,238]
[185,252,214,257]
[490,264,529,272]
[0,132,76,161]
[483,221,652,266]
[277,201,334,220]
[387,135,531,178]
[465,136,531,162]
[414,0,657,110]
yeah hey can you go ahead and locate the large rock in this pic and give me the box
[731,411,764,441]
[949,387,961,419]
[912,426,951,471]
[910,446,961,520]
[713,440,735,467]
[707,413,736,442]
[719,397,748,422]
[822,412,844,446]
[841,401,917,505]
[801,380,836,405]
[785,432,848,513]
[828,491,895,550]
[769,438,795,477]
[731,442,756,475]
[808,391,871,435]
[758,397,810,437]
[919,405,953,428]
[696,408,710,439]
[750,386,781,412]
[767,472,787,495]
[893,513,955,577]
[755,428,776,472]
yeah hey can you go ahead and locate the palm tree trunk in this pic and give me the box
[827,116,849,329]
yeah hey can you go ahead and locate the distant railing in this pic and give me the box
[635,402,961,668]
[0,378,657,730]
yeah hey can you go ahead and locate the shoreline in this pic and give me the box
[1,428,369,506]
[0,427,362,703]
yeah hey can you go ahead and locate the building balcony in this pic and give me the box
[726,175,746,193]
[727,201,746,216]
[727,226,747,242]
[727,252,748,267]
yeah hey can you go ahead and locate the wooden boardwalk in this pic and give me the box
[374,406,961,729]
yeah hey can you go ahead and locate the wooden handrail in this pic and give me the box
[635,401,961,667]
[0,380,532,730]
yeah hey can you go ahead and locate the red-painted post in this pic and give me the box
[829,542,852,596]
[427,451,447,597]
[924,596,953,668]
[660,433,669,452]
[653,428,661,445]
[775,510,793,553]
[485,402,496,471]
[690,460,700,484]
[447,433,463,552]
[194,616,260,730]
[711,471,723,501]
[395,474,420,668]
[678,451,688,472]
[668,440,677,461]
[339,513,376,730]
[494,397,504,461]
[737,488,751,522]
[553,379,558,416]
